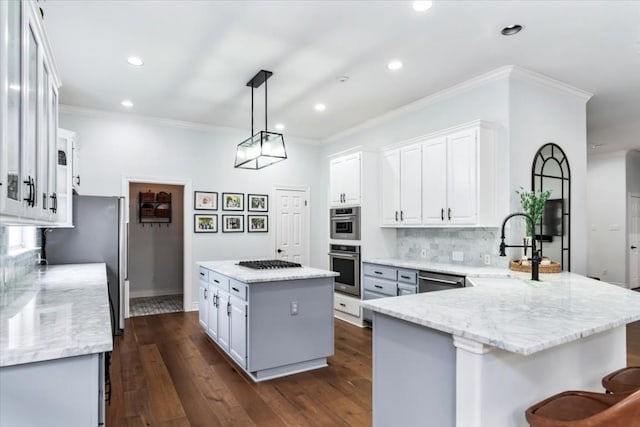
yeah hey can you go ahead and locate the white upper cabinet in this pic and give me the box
[329,152,361,207]
[382,143,422,225]
[383,121,498,228]
[53,129,75,227]
[0,1,62,225]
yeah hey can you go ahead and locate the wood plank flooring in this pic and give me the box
[107,312,640,427]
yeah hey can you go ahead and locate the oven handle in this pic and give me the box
[329,252,359,260]
[418,276,460,286]
[330,216,357,221]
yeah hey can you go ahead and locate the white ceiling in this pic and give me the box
[43,1,640,152]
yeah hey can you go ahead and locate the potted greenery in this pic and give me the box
[515,187,552,257]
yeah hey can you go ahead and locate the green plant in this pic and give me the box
[516,187,552,236]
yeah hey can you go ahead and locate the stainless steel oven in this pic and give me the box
[330,207,361,240]
[329,244,361,297]
[418,271,465,293]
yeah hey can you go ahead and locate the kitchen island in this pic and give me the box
[197,260,338,381]
[0,263,112,427]
[361,270,640,427]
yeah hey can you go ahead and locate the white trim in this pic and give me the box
[59,104,321,146]
[272,185,311,266]
[129,289,184,299]
[322,65,592,144]
[121,174,195,313]
[452,336,493,355]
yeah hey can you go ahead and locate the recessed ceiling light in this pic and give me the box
[274,123,285,131]
[314,103,326,112]
[121,100,133,108]
[127,56,144,66]
[412,1,433,12]
[501,25,523,36]
[387,60,403,71]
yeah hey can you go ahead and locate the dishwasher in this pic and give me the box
[418,271,465,293]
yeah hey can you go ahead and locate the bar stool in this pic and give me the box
[602,366,640,394]
[525,389,640,427]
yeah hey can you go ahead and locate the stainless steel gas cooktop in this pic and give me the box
[237,260,303,270]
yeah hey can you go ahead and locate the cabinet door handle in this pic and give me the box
[441,208,444,221]
[339,303,346,307]
[374,285,383,289]
[200,272,205,277]
[214,279,220,284]
[448,208,452,221]
[50,194,56,211]
[213,294,218,307]
[23,176,34,207]
[204,288,207,299]
[400,211,404,221]
[395,211,398,221]
[227,302,231,316]
[76,175,81,186]
[400,275,410,280]
[232,287,240,293]
[374,271,383,275]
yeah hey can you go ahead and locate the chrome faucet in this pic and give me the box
[499,212,541,281]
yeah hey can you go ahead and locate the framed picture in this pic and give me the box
[194,214,217,233]
[194,191,217,210]
[247,194,268,212]
[222,193,244,211]
[247,215,268,233]
[222,215,244,232]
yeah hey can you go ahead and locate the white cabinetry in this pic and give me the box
[381,121,498,228]
[229,295,248,368]
[53,129,75,227]
[198,279,208,329]
[381,143,422,225]
[0,0,62,225]
[329,152,361,206]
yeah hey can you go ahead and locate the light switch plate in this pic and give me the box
[421,249,427,258]
[452,251,464,262]
[484,254,491,265]
[290,301,299,315]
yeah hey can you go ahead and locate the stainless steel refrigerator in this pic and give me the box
[46,195,127,335]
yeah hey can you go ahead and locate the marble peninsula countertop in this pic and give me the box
[197,260,338,284]
[361,258,640,355]
[0,263,113,368]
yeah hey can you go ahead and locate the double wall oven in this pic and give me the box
[329,244,361,297]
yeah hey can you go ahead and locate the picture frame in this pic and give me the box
[222,215,244,233]
[194,191,217,210]
[194,214,217,233]
[222,192,244,211]
[247,215,268,233]
[247,194,268,212]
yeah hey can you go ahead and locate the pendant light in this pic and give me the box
[235,70,287,169]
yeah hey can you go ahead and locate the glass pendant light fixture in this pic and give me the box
[235,70,287,169]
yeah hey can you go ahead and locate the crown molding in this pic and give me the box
[509,66,593,101]
[58,104,321,146]
[322,66,514,144]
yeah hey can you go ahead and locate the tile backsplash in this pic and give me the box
[0,226,40,287]
[397,228,509,268]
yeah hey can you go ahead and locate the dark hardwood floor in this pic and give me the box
[107,312,640,427]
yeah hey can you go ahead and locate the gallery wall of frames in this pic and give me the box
[193,191,268,234]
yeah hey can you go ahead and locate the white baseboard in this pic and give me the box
[129,289,184,298]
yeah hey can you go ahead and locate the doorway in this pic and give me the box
[274,187,310,265]
[128,182,185,316]
[630,194,640,290]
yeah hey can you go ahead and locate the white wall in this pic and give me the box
[59,111,324,309]
[587,152,628,286]
[128,182,184,298]
[509,76,590,274]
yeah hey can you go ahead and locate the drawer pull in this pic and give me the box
[339,303,346,307]
[374,285,383,289]
[374,271,383,275]
[214,279,220,284]
[232,287,240,292]
[400,275,410,280]
[199,272,205,276]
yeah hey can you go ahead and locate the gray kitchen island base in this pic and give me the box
[197,261,337,382]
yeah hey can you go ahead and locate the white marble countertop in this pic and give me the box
[197,260,338,284]
[361,260,640,355]
[0,263,113,368]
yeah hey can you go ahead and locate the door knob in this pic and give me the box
[277,249,283,253]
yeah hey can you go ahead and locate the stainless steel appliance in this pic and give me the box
[418,271,465,293]
[45,195,127,335]
[329,244,361,297]
[330,207,361,240]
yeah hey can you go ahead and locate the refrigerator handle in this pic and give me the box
[125,222,129,280]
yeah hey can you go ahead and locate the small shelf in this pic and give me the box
[139,191,172,226]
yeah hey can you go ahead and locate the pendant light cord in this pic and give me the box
[251,85,254,138]
[265,77,268,131]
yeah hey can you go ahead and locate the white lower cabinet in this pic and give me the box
[207,284,218,340]
[216,289,230,351]
[229,295,248,368]
[198,280,208,330]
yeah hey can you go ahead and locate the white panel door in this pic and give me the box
[343,152,361,205]
[446,129,477,225]
[381,149,400,225]
[329,157,344,206]
[207,286,218,341]
[229,297,247,368]
[400,143,422,225]
[217,290,230,351]
[422,137,447,225]
[630,195,640,289]
[275,188,309,265]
